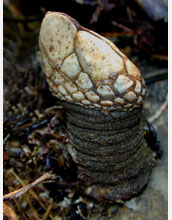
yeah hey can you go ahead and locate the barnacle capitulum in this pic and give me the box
[39,12,154,202]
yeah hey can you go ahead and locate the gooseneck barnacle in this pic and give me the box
[39,12,154,202]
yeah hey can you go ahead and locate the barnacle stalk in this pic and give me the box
[39,12,154,202]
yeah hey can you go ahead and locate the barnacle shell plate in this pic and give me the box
[39,12,146,111]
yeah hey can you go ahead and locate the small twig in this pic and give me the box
[13,198,27,219]
[99,0,115,11]
[144,69,168,85]
[148,95,168,123]
[3,17,39,23]
[3,173,51,201]
[3,203,18,220]
[144,69,168,79]
[45,105,64,113]
[151,54,168,60]
[111,20,133,32]
[3,133,11,144]
[101,31,134,37]
[31,119,48,129]
[43,204,53,220]
[90,0,115,24]
[145,73,168,85]
[27,195,40,220]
